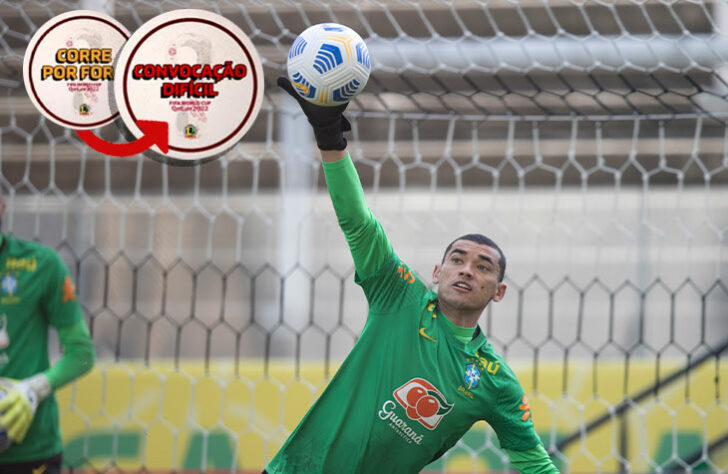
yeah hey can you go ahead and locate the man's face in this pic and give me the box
[432,239,507,313]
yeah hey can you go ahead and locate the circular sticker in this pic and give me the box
[114,9,265,163]
[23,11,130,130]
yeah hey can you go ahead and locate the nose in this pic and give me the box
[459,266,473,278]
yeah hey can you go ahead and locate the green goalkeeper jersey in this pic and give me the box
[0,234,84,462]
[266,156,547,473]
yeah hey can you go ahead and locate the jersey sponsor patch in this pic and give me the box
[4,257,37,272]
[471,351,500,376]
[393,378,453,430]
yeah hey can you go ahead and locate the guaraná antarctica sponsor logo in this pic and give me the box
[378,378,454,444]
[114,9,264,163]
[23,10,130,129]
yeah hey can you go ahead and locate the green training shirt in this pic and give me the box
[266,155,547,473]
[0,234,87,463]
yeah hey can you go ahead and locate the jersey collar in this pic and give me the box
[425,291,489,356]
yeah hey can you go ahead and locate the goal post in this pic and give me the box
[1,0,727,472]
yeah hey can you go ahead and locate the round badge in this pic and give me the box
[23,10,130,130]
[114,9,265,164]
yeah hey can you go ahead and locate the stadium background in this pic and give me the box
[1,0,727,472]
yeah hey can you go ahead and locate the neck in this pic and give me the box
[437,299,484,328]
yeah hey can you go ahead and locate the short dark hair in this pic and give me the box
[442,233,506,282]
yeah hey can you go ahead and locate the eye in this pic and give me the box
[451,257,462,263]
[478,265,487,271]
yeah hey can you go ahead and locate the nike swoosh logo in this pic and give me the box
[32,465,47,474]
[419,327,436,342]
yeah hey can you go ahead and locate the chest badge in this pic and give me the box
[0,275,21,305]
[1,275,17,297]
[464,363,481,390]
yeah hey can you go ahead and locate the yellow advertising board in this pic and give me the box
[57,359,727,472]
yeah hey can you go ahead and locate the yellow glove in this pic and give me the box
[0,375,51,443]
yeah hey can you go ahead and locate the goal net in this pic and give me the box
[1,0,727,472]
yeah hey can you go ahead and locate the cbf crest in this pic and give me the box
[464,363,480,390]
[1,275,17,297]
[0,274,20,305]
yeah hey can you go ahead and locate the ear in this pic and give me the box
[491,282,507,302]
[432,264,441,285]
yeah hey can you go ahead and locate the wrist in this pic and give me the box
[313,119,347,151]
[24,374,51,403]
[321,149,348,163]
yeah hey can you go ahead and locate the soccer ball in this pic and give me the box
[287,23,371,106]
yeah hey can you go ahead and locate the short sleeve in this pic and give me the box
[355,252,427,314]
[41,250,83,328]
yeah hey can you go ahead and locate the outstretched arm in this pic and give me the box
[279,78,392,279]
[321,151,392,279]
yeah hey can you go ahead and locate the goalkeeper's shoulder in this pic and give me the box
[2,235,57,264]
[477,344,530,403]
[9,237,71,277]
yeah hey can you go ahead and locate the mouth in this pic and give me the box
[452,281,472,292]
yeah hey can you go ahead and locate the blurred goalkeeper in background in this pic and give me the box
[0,190,95,474]
[266,78,559,473]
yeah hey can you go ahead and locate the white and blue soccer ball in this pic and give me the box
[287,23,371,106]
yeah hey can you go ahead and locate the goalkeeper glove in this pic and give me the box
[0,374,51,443]
[277,76,352,151]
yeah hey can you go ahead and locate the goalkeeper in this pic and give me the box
[0,196,95,474]
[266,78,559,473]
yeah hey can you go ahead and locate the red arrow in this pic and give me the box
[76,120,169,157]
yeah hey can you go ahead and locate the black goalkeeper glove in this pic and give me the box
[277,76,351,151]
